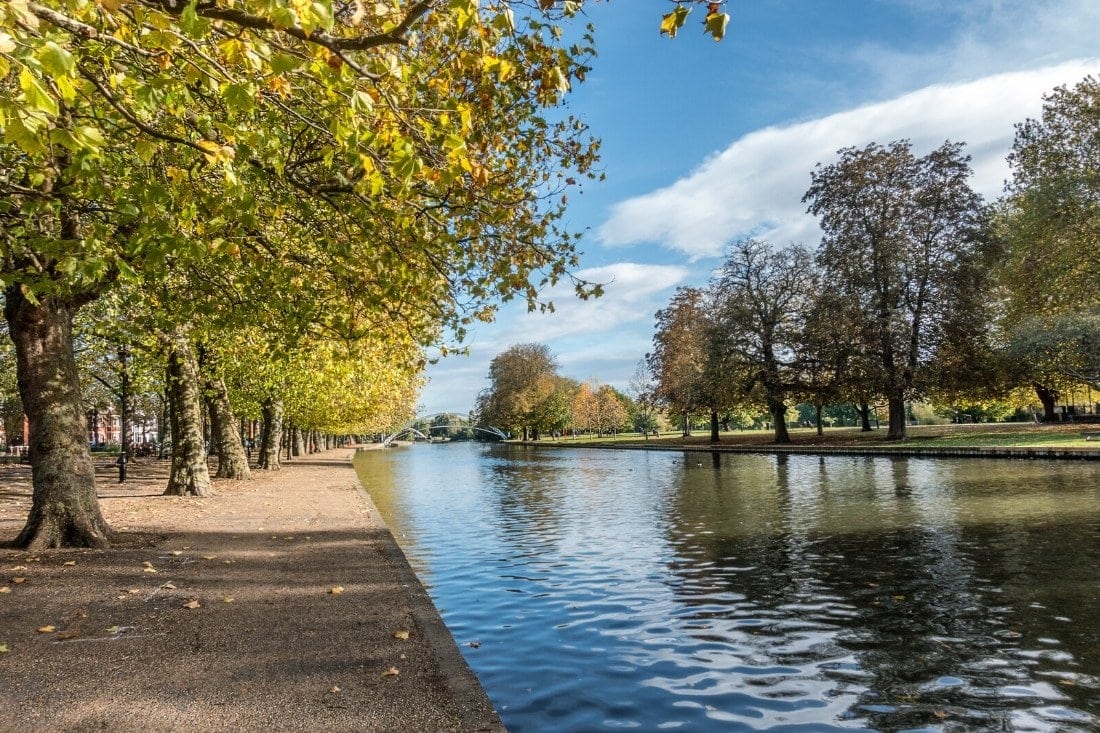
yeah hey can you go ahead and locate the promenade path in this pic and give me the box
[0,449,503,733]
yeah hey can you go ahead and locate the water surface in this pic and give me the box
[354,444,1100,731]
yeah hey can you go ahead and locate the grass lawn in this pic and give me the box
[536,422,1100,451]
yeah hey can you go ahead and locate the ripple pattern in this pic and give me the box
[355,445,1100,732]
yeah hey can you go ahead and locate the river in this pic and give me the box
[353,443,1100,732]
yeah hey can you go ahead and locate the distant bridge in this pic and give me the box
[380,413,508,447]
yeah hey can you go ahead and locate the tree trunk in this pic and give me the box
[1034,383,1059,422]
[858,402,873,432]
[292,426,306,457]
[815,404,824,436]
[709,410,720,443]
[682,412,691,437]
[259,399,283,470]
[770,400,791,444]
[4,288,111,549]
[163,330,212,496]
[119,346,132,461]
[205,374,251,480]
[886,395,908,441]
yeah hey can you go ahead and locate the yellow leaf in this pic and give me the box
[170,551,182,556]
[660,6,690,38]
[143,567,157,574]
[98,0,125,10]
[196,139,221,164]
[37,626,56,634]
[221,597,235,603]
[328,586,345,595]
[0,643,9,653]
[0,587,10,594]
[381,667,400,677]
[11,577,26,584]
[182,599,201,609]
[63,561,76,566]
[393,630,410,640]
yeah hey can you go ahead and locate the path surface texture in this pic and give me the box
[0,449,503,733]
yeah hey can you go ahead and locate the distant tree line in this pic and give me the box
[475,76,1099,445]
[647,76,1099,443]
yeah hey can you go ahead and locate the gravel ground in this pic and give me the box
[0,449,504,733]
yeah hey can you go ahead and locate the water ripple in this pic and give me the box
[355,445,1100,732]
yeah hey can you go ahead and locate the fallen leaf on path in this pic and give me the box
[57,629,81,640]
[202,555,218,561]
[11,577,26,584]
[170,551,183,556]
[127,589,141,594]
[330,685,341,693]
[63,561,76,566]
[10,565,27,571]
[106,626,121,634]
[0,587,10,594]
[37,626,56,633]
[393,630,410,640]
[143,567,158,574]
[328,586,345,595]
[221,597,235,603]
[381,667,400,677]
[142,561,154,568]
[0,643,8,653]
[182,599,201,609]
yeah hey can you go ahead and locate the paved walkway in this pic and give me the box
[0,450,503,732]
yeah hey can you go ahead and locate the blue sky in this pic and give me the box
[419,0,1100,417]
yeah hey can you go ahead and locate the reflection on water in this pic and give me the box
[354,445,1100,732]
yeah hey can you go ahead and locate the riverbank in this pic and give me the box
[0,449,503,733]
[518,422,1100,460]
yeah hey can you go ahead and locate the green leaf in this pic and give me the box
[179,2,212,38]
[222,82,255,113]
[660,6,691,38]
[270,53,301,75]
[37,41,75,77]
[19,69,58,116]
[135,140,159,163]
[4,113,48,155]
[73,125,106,151]
[0,643,9,653]
[704,11,730,42]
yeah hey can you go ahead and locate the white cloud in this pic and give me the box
[598,60,1100,260]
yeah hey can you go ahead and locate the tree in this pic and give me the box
[1,0,599,547]
[803,140,990,440]
[476,343,560,440]
[709,239,817,444]
[627,359,659,438]
[596,384,630,435]
[1000,76,1099,322]
[997,76,1099,416]
[571,381,599,436]
[648,287,710,436]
